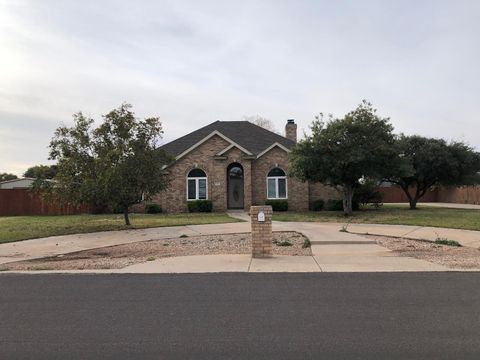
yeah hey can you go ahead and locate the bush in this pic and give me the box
[302,238,311,248]
[310,199,325,211]
[145,203,162,214]
[325,199,359,211]
[354,181,383,208]
[187,200,213,213]
[265,200,288,211]
[434,238,461,247]
[273,239,292,246]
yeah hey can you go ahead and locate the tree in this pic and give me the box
[243,115,278,133]
[48,103,172,225]
[385,135,480,209]
[24,165,58,179]
[289,101,398,215]
[0,173,18,182]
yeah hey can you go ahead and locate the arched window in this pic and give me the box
[267,167,287,199]
[187,168,207,200]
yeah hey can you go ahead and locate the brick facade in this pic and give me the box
[145,134,337,213]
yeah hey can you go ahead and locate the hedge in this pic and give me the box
[145,203,162,214]
[265,199,288,211]
[310,199,325,211]
[187,200,213,212]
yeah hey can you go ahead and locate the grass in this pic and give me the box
[434,238,462,247]
[273,239,293,247]
[0,213,241,244]
[272,204,480,231]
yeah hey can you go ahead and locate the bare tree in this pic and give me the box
[242,115,278,133]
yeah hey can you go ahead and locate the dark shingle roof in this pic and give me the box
[160,121,295,157]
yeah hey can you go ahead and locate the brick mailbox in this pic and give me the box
[250,205,273,258]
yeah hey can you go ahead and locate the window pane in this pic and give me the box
[267,178,276,198]
[198,179,207,199]
[278,178,286,198]
[228,166,243,179]
[268,167,285,177]
[187,179,196,199]
[188,168,206,177]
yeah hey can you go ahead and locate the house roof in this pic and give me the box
[160,121,296,158]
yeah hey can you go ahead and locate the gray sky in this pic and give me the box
[1,0,479,176]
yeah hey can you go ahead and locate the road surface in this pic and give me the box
[1,273,479,359]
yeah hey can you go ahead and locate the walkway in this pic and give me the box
[1,216,464,272]
[389,202,480,210]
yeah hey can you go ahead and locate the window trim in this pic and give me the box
[186,169,208,201]
[266,168,287,200]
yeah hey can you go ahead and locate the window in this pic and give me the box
[187,168,207,200]
[267,167,287,199]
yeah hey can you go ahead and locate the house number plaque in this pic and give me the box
[257,211,265,222]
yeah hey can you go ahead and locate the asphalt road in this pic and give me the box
[1,273,480,359]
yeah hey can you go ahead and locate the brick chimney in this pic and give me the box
[285,119,297,142]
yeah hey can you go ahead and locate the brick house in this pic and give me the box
[152,119,337,213]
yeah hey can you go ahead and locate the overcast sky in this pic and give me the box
[1,0,479,175]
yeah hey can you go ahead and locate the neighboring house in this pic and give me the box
[151,119,337,213]
[0,177,35,189]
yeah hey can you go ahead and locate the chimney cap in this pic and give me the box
[287,119,295,124]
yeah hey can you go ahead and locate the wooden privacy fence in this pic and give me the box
[0,189,90,216]
[378,185,480,205]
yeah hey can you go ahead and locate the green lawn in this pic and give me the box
[0,213,241,244]
[273,205,480,231]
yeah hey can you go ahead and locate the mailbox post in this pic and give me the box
[250,205,273,258]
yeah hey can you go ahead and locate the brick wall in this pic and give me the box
[251,146,309,211]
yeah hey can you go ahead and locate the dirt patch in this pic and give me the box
[367,235,480,269]
[0,231,310,271]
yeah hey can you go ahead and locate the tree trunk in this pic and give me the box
[399,184,418,210]
[409,198,418,210]
[343,186,354,216]
[123,208,131,226]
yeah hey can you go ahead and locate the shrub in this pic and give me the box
[111,205,124,214]
[145,203,162,214]
[354,181,383,208]
[187,200,213,213]
[302,238,311,248]
[310,199,325,211]
[274,239,292,246]
[434,238,461,247]
[265,199,288,211]
[325,199,359,211]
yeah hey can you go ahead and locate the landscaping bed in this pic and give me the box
[368,235,480,269]
[0,231,310,271]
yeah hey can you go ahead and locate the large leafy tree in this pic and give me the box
[289,101,398,215]
[0,173,18,182]
[385,135,480,209]
[24,164,58,179]
[48,103,172,225]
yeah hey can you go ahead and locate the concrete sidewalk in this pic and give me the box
[1,213,478,272]
[345,223,480,248]
[389,202,480,210]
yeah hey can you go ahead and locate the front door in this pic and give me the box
[227,163,244,209]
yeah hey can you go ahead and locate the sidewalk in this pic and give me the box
[389,202,480,210]
[345,223,480,248]
[1,212,479,272]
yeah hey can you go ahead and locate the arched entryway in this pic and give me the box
[227,163,244,209]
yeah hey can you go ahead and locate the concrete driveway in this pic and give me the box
[0,217,457,272]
